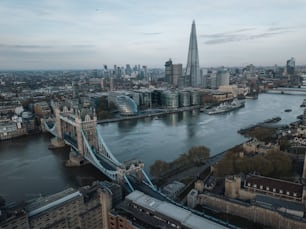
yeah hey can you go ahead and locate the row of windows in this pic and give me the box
[246,183,298,197]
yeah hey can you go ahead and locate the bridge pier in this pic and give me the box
[65,149,87,167]
[48,137,66,149]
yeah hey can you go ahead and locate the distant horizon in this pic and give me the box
[1,1,306,70]
[1,63,306,72]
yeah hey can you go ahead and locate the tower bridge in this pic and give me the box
[44,101,154,192]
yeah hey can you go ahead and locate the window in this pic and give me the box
[266,187,270,191]
[260,185,263,189]
[279,190,283,194]
[286,191,290,195]
[273,188,276,192]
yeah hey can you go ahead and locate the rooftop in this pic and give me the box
[126,190,227,229]
[25,188,82,217]
[245,175,303,198]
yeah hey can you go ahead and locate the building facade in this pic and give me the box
[0,181,122,229]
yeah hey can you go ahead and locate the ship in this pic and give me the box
[205,100,245,115]
[300,99,306,107]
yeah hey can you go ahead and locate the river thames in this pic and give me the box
[0,93,305,203]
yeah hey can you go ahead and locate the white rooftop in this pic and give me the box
[126,190,227,229]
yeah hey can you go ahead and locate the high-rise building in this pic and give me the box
[185,20,200,87]
[165,59,182,88]
[286,57,295,75]
[286,57,298,85]
[165,59,173,84]
[72,81,79,99]
[217,70,230,88]
[172,64,182,87]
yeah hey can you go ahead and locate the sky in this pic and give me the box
[0,0,306,70]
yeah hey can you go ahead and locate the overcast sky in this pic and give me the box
[1,0,306,70]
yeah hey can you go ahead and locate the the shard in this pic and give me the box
[185,20,200,87]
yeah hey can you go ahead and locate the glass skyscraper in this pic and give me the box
[185,20,200,87]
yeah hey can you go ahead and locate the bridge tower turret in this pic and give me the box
[76,107,98,156]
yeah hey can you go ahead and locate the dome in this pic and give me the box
[116,96,138,116]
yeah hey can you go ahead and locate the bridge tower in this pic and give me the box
[49,103,75,148]
[75,107,98,156]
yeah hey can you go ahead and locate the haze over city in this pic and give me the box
[1,0,306,70]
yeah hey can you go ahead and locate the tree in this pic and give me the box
[95,96,117,120]
[150,160,170,177]
[214,148,293,179]
[188,146,210,164]
[279,137,291,151]
[242,127,277,142]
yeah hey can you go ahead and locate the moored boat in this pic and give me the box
[205,100,245,115]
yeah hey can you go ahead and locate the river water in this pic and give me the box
[0,93,305,203]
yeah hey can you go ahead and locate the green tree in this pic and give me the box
[150,160,170,177]
[187,146,210,164]
[279,137,291,151]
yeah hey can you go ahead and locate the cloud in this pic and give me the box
[0,44,95,50]
[142,32,162,35]
[202,27,293,45]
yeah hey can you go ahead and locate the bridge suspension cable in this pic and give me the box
[81,129,117,180]
[96,126,121,166]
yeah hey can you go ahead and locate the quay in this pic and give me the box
[97,105,201,124]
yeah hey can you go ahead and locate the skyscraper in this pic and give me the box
[286,57,298,85]
[185,20,200,87]
[165,59,173,84]
[286,57,295,75]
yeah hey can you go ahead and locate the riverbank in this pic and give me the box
[97,105,201,123]
[1,93,304,203]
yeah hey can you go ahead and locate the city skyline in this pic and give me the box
[1,0,306,70]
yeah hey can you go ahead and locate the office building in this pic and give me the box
[217,70,230,88]
[287,57,299,85]
[172,64,183,87]
[165,59,183,88]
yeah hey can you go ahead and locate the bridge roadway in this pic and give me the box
[266,87,306,95]
[63,134,118,172]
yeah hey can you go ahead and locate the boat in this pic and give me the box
[264,116,281,123]
[284,109,292,112]
[300,99,306,107]
[205,100,245,115]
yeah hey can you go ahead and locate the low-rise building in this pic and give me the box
[108,211,138,229]
[0,207,29,229]
[243,175,304,202]
[243,138,280,154]
[162,181,185,199]
[113,190,227,229]
[188,174,306,228]
[33,102,51,118]
[0,120,26,140]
